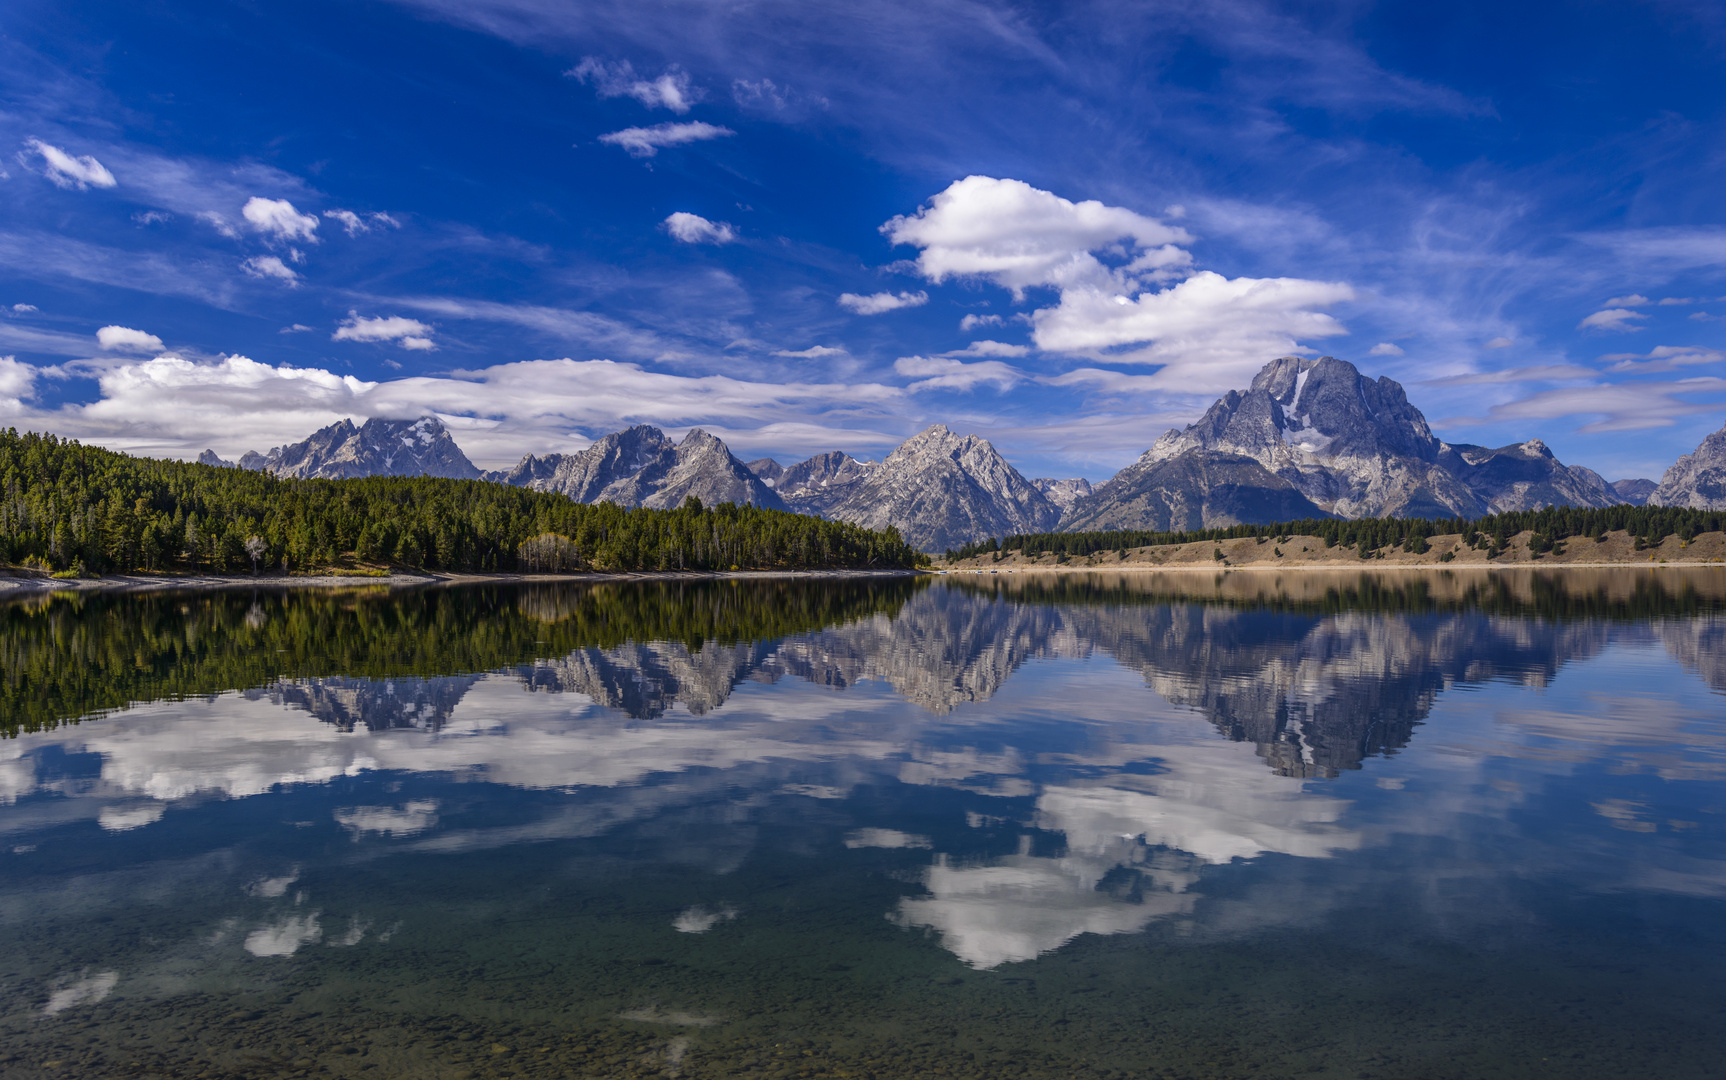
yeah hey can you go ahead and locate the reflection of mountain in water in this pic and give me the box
[256,676,483,732]
[1072,607,1610,777]
[1655,616,1726,695]
[250,577,1666,779]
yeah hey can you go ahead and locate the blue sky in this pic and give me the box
[2,0,1724,482]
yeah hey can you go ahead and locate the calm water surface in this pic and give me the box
[3,570,1725,1080]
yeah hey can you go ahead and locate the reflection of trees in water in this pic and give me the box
[10,571,1722,779]
[259,581,1628,780]
[0,579,920,736]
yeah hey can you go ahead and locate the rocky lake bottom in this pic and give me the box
[2,570,1724,1079]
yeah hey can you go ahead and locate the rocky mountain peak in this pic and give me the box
[773,451,879,517]
[747,458,786,488]
[1032,478,1093,514]
[531,424,784,511]
[1077,355,1623,527]
[812,424,1059,551]
[242,416,482,481]
[1649,422,1726,510]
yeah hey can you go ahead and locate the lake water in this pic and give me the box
[3,569,1725,1080]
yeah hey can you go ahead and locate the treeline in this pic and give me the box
[946,505,1726,562]
[0,578,925,737]
[0,429,924,575]
[942,567,1726,620]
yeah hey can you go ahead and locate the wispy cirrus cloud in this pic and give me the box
[1578,308,1645,332]
[1443,378,1726,433]
[597,121,733,157]
[894,354,1021,392]
[21,138,117,190]
[568,58,701,113]
[838,290,927,315]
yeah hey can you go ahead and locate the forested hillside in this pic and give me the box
[0,429,923,575]
[948,504,1726,561]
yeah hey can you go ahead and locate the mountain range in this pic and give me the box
[203,355,1722,551]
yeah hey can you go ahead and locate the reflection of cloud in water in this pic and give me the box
[245,871,298,898]
[844,828,930,849]
[41,970,118,1016]
[896,738,1357,968]
[97,803,164,831]
[672,905,737,933]
[244,913,322,957]
[334,800,440,838]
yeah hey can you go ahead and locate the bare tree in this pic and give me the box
[244,535,267,575]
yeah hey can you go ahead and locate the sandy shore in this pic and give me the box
[938,529,1726,573]
[0,566,923,597]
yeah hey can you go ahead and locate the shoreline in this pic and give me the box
[938,529,1726,574]
[936,560,1726,573]
[0,566,924,597]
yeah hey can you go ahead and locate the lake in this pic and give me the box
[3,569,1725,1079]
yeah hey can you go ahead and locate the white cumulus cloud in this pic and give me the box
[24,139,117,190]
[598,121,733,158]
[242,256,300,286]
[0,356,38,403]
[884,175,1192,296]
[1030,271,1354,389]
[242,197,319,243]
[885,178,1353,392]
[663,212,737,244]
[1368,342,1404,356]
[1579,308,1646,332]
[772,345,847,358]
[13,303,39,313]
[839,290,927,315]
[959,313,1004,331]
[1604,294,1650,307]
[96,325,165,352]
[333,312,436,350]
[568,58,700,113]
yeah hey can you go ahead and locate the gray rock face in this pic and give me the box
[816,425,1060,552]
[1610,478,1658,506]
[244,416,483,481]
[1449,439,1619,513]
[775,451,880,517]
[531,425,786,511]
[1031,477,1093,515]
[746,458,785,487]
[1650,423,1726,510]
[1063,452,1329,533]
[236,450,269,471]
[487,453,567,487]
[197,449,234,468]
[1077,356,1620,528]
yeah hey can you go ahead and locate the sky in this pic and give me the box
[2,0,1725,482]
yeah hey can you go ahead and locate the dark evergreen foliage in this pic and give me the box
[0,430,923,574]
[0,578,925,737]
[945,505,1726,562]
